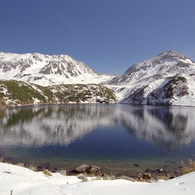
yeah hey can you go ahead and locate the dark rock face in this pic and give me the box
[121,74,189,105]
[147,75,189,105]
[123,86,147,105]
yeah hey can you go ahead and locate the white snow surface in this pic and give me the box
[0,162,195,195]
[0,52,114,86]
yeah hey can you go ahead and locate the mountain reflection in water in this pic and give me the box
[0,104,195,150]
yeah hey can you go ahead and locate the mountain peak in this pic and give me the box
[160,50,175,55]
[108,49,195,85]
[157,50,187,59]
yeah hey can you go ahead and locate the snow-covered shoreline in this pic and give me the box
[1,162,195,195]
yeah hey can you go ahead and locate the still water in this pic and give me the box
[0,104,195,175]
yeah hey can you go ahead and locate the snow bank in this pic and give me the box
[1,162,195,195]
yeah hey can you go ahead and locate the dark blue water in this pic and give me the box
[0,104,195,175]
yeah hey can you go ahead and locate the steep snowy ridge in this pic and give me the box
[0,52,114,86]
[107,50,195,106]
[109,50,195,85]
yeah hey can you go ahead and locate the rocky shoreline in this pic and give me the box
[68,163,182,182]
[22,161,183,182]
[0,156,182,182]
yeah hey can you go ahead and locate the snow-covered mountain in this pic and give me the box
[107,50,195,106]
[0,52,114,86]
[1,50,195,106]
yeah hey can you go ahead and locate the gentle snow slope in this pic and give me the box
[0,162,195,195]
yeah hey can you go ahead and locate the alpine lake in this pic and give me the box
[0,103,195,176]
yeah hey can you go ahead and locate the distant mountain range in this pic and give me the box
[1,50,195,106]
[0,52,114,86]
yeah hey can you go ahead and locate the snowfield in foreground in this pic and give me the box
[0,162,195,195]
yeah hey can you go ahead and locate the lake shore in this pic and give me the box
[1,156,183,182]
[1,103,195,188]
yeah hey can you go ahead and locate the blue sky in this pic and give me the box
[0,0,195,74]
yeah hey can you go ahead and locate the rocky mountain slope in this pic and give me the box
[0,80,116,108]
[0,52,114,86]
[107,50,195,106]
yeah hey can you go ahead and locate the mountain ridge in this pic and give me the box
[0,51,114,86]
[1,50,195,106]
[108,50,195,85]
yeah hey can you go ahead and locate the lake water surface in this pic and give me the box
[0,104,195,175]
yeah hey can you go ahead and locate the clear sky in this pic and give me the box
[0,0,195,74]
